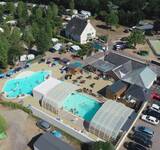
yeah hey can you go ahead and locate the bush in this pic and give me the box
[0,114,7,133]
[0,101,32,114]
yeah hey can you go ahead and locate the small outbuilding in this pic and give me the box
[98,80,129,100]
[70,45,81,53]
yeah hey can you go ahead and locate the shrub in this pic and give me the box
[0,101,32,114]
[0,114,7,133]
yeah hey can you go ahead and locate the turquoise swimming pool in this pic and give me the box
[2,71,49,98]
[63,93,102,121]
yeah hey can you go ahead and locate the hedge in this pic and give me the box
[0,114,7,133]
[0,101,32,114]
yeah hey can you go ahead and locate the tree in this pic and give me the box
[45,20,53,39]
[153,19,160,34]
[8,27,23,65]
[35,7,43,21]
[51,3,58,19]
[5,2,15,15]
[16,1,28,27]
[105,10,119,28]
[92,141,115,150]
[69,0,75,13]
[46,5,53,20]
[81,141,115,150]
[0,37,9,68]
[0,114,7,134]
[22,26,34,50]
[128,30,145,48]
[36,29,51,54]
[16,1,24,18]
[31,22,39,40]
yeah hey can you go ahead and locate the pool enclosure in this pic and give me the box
[33,77,79,113]
[89,100,134,140]
[33,77,61,100]
[42,82,79,113]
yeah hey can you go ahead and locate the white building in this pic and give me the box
[65,17,96,44]
[70,45,81,53]
[80,10,91,18]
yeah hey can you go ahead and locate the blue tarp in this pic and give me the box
[0,73,5,78]
[51,130,62,138]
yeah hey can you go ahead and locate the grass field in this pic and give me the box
[149,40,160,55]
[0,114,7,140]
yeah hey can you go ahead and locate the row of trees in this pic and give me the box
[20,0,160,26]
[0,1,60,69]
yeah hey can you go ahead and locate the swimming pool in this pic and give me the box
[2,71,49,98]
[63,92,102,121]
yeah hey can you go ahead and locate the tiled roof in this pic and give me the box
[65,17,87,36]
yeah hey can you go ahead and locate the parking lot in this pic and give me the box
[119,101,160,150]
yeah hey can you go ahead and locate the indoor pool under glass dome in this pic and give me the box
[2,71,49,98]
[63,92,102,121]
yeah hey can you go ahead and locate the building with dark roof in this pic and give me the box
[65,16,96,44]
[34,132,75,150]
[98,80,129,100]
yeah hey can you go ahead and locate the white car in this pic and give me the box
[141,115,159,125]
[150,104,160,113]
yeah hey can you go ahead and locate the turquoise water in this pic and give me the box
[92,42,103,50]
[63,93,101,121]
[2,71,49,98]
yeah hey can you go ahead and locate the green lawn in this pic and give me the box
[0,132,7,140]
[0,114,7,140]
[149,40,160,55]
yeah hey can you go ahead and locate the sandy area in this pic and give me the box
[0,108,40,150]
[91,19,130,42]
[15,71,34,79]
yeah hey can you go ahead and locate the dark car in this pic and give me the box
[123,29,130,33]
[132,135,152,148]
[124,142,148,150]
[133,126,154,138]
[129,132,152,140]
[36,119,51,131]
[113,42,128,50]
[38,58,45,64]
[144,109,160,120]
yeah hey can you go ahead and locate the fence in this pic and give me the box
[30,106,95,143]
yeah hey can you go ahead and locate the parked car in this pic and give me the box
[151,92,160,101]
[141,115,159,125]
[150,103,160,113]
[123,29,130,33]
[133,126,154,138]
[124,142,149,150]
[128,132,152,140]
[36,119,51,131]
[144,109,160,120]
[130,134,152,148]
[113,41,128,50]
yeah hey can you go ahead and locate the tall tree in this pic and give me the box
[16,1,24,18]
[128,30,145,48]
[35,7,43,22]
[105,10,119,28]
[5,2,15,15]
[153,20,160,34]
[51,3,58,19]
[69,0,75,13]
[82,141,115,150]
[36,29,50,54]
[22,26,34,50]
[0,37,9,68]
